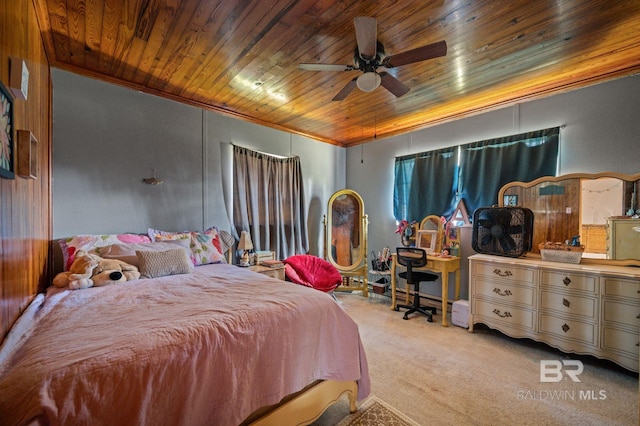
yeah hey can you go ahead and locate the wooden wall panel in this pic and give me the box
[0,0,52,340]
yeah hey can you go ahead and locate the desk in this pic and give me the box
[390,253,461,326]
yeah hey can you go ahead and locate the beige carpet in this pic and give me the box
[336,396,420,426]
[312,292,639,426]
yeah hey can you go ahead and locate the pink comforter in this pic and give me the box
[0,264,369,425]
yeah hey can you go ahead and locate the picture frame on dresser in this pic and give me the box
[416,230,437,253]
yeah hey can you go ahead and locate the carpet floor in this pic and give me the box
[312,292,639,426]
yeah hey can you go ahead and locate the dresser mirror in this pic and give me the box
[498,172,640,266]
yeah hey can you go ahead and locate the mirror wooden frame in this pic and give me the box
[323,189,369,296]
[498,171,640,267]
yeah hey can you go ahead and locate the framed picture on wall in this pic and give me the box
[0,80,15,179]
[416,230,437,254]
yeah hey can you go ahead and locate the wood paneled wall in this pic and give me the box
[0,0,52,340]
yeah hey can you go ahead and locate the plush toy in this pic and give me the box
[53,251,141,290]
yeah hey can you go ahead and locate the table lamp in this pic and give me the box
[237,230,254,266]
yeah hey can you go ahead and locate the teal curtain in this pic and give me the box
[458,128,559,215]
[393,127,559,222]
[394,147,457,222]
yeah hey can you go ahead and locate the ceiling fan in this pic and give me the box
[298,17,447,101]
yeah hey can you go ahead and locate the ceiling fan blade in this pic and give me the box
[354,17,377,60]
[379,72,410,97]
[298,63,354,72]
[382,40,447,68]
[332,78,358,101]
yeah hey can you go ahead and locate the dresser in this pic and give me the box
[469,254,640,372]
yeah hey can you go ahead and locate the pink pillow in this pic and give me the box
[283,255,342,293]
[150,227,226,266]
[59,233,151,271]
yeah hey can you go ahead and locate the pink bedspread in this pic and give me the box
[0,264,369,425]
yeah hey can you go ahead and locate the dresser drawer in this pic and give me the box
[539,290,596,318]
[601,326,640,357]
[538,313,597,345]
[541,271,597,294]
[602,277,640,299]
[474,299,534,329]
[602,300,640,329]
[473,278,535,308]
[473,262,536,283]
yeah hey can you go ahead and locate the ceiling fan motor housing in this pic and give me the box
[353,41,385,71]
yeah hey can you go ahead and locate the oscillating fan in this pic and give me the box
[472,207,534,257]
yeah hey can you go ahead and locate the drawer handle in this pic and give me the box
[562,323,570,333]
[562,298,571,308]
[563,277,571,286]
[493,288,513,297]
[493,269,513,278]
[492,308,512,318]
[637,313,640,319]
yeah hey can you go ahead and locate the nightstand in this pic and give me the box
[248,264,286,281]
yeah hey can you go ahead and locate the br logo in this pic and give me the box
[540,360,584,382]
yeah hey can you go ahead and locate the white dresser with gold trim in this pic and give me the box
[469,254,640,372]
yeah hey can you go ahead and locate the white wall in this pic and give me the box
[52,69,346,258]
[346,74,640,299]
[348,74,640,256]
[52,69,640,294]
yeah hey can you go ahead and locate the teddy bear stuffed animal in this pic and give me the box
[53,251,141,290]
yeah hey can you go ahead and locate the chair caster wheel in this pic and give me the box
[427,317,433,323]
[403,316,409,320]
[394,307,399,312]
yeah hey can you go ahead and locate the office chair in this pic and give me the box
[395,247,439,322]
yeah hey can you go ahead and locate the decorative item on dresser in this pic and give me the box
[468,253,640,372]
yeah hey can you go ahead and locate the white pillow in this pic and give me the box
[136,249,194,278]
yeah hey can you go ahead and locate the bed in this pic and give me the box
[0,257,369,424]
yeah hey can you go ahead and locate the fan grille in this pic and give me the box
[472,207,534,257]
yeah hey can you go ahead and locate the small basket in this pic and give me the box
[538,242,584,264]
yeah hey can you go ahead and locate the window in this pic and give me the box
[233,145,308,260]
[394,127,559,221]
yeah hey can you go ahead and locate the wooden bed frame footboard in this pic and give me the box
[243,380,358,425]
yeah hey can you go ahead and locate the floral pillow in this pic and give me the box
[150,227,226,266]
[59,233,151,271]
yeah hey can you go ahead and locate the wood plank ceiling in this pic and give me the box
[33,0,640,147]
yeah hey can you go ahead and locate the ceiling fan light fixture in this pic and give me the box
[356,72,381,92]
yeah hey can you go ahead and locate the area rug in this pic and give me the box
[336,396,421,426]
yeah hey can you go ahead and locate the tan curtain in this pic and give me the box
[233,145,308,260]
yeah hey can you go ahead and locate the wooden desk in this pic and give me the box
[390,253,461,326]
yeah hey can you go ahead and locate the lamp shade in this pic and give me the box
[237,230,254,251]
[356,72,381,92]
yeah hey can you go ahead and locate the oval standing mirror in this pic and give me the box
[324,190,369,296]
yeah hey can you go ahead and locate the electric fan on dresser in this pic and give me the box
[471,207,534,257]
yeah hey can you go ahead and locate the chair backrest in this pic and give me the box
[396,247,428,268]
[396,247,429,284]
